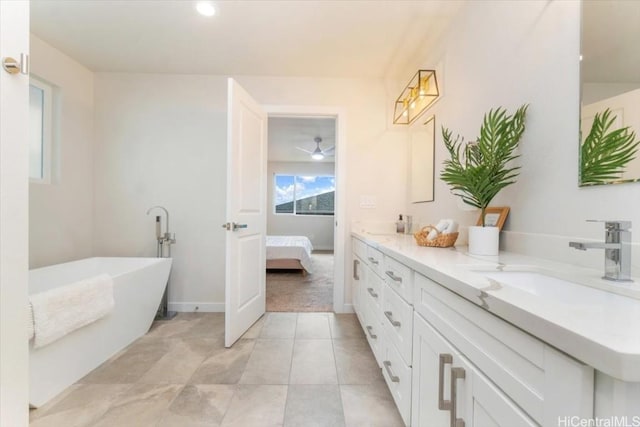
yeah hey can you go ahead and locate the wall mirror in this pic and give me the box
[410,115,435,203]
[580,1,640,186]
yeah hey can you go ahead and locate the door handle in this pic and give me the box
[438,354,453,410]
[384,311,401,327]
[221,222,248,231]
[353,259,360,280]
[2,53,29,75]
[450,367,466,427]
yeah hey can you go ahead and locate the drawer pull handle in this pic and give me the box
[367,257,379,265]
[450,367,466,427]
[353,259,360,280]
[384,311,401,327]
[365,325,377,339]
[385,270,403,283]
[383,360,400,383]
[438,354,453,410]
[367,287,379,298]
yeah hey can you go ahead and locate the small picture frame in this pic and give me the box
[477,206,510,230]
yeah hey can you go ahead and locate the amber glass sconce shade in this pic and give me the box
[393,70,439,125]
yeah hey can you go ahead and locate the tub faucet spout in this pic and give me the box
[146,206,176,257]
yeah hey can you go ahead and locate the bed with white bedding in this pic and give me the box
[266,235,314,275]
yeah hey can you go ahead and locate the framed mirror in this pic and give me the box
[410,115,435,203]
[580,1,640,186]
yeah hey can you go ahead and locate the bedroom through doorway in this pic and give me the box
[265,116,337,312]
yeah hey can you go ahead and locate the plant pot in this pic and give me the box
[468,226,499,256]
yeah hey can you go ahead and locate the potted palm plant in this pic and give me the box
[440,105,528,255]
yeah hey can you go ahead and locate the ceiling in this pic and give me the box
[268,117,335,163]
[582,0,640,84]
[30,0,461,78]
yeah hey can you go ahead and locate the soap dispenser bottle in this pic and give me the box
[396,214,405,234]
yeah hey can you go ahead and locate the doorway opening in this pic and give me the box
[265,116,337,312]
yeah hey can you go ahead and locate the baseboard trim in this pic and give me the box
[168,302,354,314]
[336,303,354,314]
[168,302,225,313]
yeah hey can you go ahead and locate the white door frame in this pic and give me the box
[264,105,349,313]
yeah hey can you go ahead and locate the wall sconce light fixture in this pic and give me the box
[393,70,439,125]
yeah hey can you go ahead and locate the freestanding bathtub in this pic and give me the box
[29,257,172,407]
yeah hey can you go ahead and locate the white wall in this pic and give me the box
[93,73,227,312]
[93,74,407,310]
[404,1,640,275]
[29,35,94,268]
[267,161,335,250]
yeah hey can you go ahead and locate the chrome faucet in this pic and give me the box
[146,206,176,257]
[569,220,633,282]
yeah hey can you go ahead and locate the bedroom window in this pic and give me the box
[274,175,335,216]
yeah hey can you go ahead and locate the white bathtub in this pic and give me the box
[29,257,172,407]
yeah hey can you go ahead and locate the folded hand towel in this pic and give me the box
[27,303,35,340]
[30,274,114,349]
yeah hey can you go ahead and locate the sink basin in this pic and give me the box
[481,271,599,304]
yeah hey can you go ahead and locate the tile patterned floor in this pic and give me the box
[30,312,404,427]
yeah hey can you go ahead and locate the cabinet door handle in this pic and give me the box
[438,353,453,410]
[365,325,377,339]
[383,360,400,383]
[367,257,379,265]
[353,259,360,280]
[384,311,401,327]
[367,287,379,298]
[450,367,466,427]
[385,270,403,283]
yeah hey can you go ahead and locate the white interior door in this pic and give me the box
[0,1,30,423]
[224,78,267,347]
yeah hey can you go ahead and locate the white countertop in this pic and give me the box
[352,231,640,382]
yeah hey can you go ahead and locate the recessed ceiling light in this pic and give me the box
[196,1,216,17]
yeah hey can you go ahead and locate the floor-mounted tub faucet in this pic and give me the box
[146,205,176,257]
[569,220,633,282]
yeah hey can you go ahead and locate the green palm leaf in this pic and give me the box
[440,105,528,226]
[580,108,640,185]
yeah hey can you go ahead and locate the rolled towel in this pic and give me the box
[444,220,459,234]
[427,220,449,240]
[30,274,114,349]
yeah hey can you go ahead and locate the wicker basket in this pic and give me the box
[414,225,458,248]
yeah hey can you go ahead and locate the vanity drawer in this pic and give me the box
[382,337,412,426]
[382,282,413,366]
[413,272,593,425]
[362,300,384,367]
[383,255,413,304]
[364,269,384,313]
[366,246,385,277]
[352,237,367,260]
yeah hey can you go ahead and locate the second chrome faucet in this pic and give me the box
[569,220,633,282]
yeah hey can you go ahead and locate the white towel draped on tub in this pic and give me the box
[30,274,115,349]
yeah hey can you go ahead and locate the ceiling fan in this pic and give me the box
[296,136,335,160]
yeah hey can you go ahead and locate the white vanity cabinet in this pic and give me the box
[351,235,595,426]
[412,313,537,427]
[352,237,414,425]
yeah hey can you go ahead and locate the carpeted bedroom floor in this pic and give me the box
[266,252,334,312]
